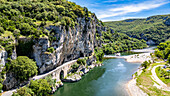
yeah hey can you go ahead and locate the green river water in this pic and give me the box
[53,46,156,96]
[53,52,141,96]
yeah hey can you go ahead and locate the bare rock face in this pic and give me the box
[33,16,103,74]
[0,48,7,67]
[3,72,17,90]
[146,40,156,45]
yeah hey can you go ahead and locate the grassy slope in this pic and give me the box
[155,67,170,86]
[136,62,170,96]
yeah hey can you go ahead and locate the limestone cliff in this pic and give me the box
[0,47,7,67]
[33,17,103,74]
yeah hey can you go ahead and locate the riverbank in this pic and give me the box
[127,78,148,96]
[128,62,170,96]
[126,67,148,96]
[125,47,155,96]
[104,48,154,63]
[124,53,153,63]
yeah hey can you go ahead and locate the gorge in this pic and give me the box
[0,0,170,96]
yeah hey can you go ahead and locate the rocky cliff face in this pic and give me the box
[33,17,103,74]
[0,48,7,67]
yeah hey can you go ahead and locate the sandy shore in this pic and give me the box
[126,67,148,96]
[126,78,148,96]
[125,49,154,96]
[124,53,153,63]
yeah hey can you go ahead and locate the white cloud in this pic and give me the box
[102,17,145,22]
[98,0,169,19]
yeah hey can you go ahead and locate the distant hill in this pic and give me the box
[104,14,170,45]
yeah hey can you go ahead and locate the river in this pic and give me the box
[53,47,156,96]
[53,56,140,96]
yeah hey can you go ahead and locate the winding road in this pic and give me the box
[151,65,170,91]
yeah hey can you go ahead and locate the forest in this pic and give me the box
[104,14,170,44]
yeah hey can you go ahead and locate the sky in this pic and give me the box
[69,0,170,21]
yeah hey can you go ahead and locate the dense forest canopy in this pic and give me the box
[0,0,96,38]
[97,30,147,54]
[104,14,170,44]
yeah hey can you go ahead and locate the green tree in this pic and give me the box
[141,61,150,69]
[45,75,56,88]
[155,49,163,58]
[29,79,52,96]
[10,56,38,81]
[157,43,167,50]
[12,86,34,96]
[95,48,104,63]
[56,5,65,13]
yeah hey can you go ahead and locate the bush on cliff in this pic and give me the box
[77,58,86,65]
[10,56,38,81]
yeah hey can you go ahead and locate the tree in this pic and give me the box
[12,86,34,96]
[157,43,167,50]
[95,48,104,62]
[56,5,65,13]
[141,61,150,69]
[10,56,38,81]
[45,75,56,88]
[155,49,163,58]
[29,79,52,96]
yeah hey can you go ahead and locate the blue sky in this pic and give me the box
[69,0,170,21]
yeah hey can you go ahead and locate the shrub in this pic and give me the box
[71,63,79,69]
[10,56,38,81]
[47,47,54,53]
[29,79,52,96]
[77,58,86,65]
[141,61,150,69]
[12,87,34,96]
[45,75,56,88]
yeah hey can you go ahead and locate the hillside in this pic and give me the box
[104,14,170,44]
